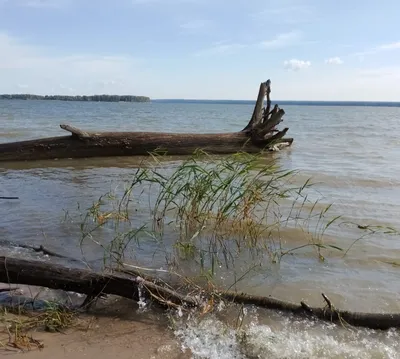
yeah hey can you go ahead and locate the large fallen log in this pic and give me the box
[1,256,400,330]
[0,80,293,162]
[0,256,197,309]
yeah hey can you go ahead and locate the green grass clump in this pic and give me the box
[70,150,348,284]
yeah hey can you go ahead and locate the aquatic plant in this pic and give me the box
[73,150,346,285]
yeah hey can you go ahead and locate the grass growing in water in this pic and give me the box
[72,150,348,286]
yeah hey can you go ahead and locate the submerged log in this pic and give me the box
[1,256,400,330]
[0,80,293,162]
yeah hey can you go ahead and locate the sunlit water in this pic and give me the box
[1,99,400,358]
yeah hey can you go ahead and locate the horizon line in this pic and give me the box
[152,98,400,103]
[1,94,399,104]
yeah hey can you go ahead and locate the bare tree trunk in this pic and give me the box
[1,256,400,330]
[0,256,196,308]
[0,80,293,162]
[0,129,293,162]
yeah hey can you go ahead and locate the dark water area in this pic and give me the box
[1,99,400,358]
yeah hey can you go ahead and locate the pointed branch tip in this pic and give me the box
[60,124,90,138]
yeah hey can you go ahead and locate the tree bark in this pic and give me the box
[0,80,293,162]
[0,129,293,162]
[0,256,196,308]
[1,256,400,330]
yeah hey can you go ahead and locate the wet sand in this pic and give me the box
[4,318,190,359]
[0,290,191,359]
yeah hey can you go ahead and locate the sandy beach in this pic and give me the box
[0,288,191,359]
[5,318,190,359]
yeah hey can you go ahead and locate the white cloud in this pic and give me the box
[196,30,302,57]
[283,59,311,71]
[259,31,301,49]
[378,41,400,50]
[0,33,147,95]
[194,42,246,57]
[325,57,343,65]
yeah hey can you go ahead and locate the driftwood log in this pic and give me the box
[1,256,399,330]
[0,80,293,162]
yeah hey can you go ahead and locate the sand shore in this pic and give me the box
[0,286,191,359]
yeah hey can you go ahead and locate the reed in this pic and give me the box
[72,150,348,283]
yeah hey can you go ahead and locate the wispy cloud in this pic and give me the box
[194,42,246,57]
[378,41,400,50]
[325,57,343,65]
[196,30,302,57]
[251,4,314,24]
[356,66,400,79]
[283,59,311,71]
[259,31,301,49]
[350,40,400,59]
[0,33,145,94]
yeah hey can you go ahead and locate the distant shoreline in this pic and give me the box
[0,94,150,102]
[0,95,398,107]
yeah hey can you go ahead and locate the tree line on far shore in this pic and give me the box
[0,94,151,102]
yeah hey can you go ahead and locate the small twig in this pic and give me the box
[0,197,19,200]
[321,293,332,310]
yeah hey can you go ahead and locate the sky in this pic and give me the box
[0,0,399,101]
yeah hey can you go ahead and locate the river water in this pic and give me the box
[1,99,400,358]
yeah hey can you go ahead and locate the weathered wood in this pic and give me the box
[256,109,285,138]
[219,291,400,330]
[0,80,293,162]
[1,256,400,330]
[0,130,292,162]
[242,80,269,133]
[0,256,197,308]
[263,81,272,123]
[60,124,90,138]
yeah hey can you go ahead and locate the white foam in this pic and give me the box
[175,317,244,359]
[174,313,400,359]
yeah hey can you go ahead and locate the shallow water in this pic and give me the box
[1,99,400,357]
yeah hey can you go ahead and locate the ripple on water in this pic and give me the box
[2,101,400,358]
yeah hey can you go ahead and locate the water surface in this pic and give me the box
[1,99,400,358]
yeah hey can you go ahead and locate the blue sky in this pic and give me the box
[0,0,399,100]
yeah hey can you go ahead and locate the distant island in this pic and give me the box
[0,94,150,102]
